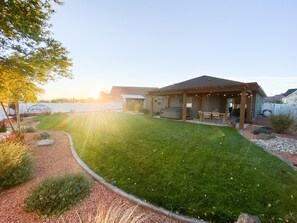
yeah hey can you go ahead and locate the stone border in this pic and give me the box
[64,131,206,223]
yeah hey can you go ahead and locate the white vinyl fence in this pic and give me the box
[0,102,123,120]
[261,103,297,118]
[0,106,6,121]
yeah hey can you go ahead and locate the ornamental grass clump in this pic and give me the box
[24,173,91,216]
[0,140,34,191]
[269,114,294,133]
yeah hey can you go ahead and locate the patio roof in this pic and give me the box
[121,94,145,99]
[149,75,266,96]
[111,86,158,96]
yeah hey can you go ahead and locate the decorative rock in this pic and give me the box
[252,137,297,154]
[36,139,55,146]
[236,213,262,223]
[256,133,275,140]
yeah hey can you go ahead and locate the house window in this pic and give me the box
[155,96,162,105]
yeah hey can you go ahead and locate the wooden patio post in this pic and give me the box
[150,95,154,116]
[198,96,202,111]
[167,96,171,108]
[246,95,252,124]
[239,89,247,129]
[182,92,187,121]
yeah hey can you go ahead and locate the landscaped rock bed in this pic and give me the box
[251,137,297,154]
[243,124,297,167]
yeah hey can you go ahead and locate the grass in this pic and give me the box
[0,140,34,191]
[24,173,91,216]
[36,112,297,223]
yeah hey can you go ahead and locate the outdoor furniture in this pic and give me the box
[198,111,227,124]
[160,107,192,119]
[202,112,212,121]
[212,112,220,122]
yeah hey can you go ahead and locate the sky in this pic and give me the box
[41,0,297,99]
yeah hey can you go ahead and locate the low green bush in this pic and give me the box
[139,107,150,114]
[252,126,272,135]
[292,119,297,132]
[134,103,143,112]
[0,141,34,191]
[24,173,91,216]
[269,114,294,133]
[0,122,6,133]
[37,132,50,140]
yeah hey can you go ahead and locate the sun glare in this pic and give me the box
[88,90,99,99]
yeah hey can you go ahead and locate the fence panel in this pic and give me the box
[261,103,297,118]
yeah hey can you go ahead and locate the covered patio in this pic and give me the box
[148,75,266,129]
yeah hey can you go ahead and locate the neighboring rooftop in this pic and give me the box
[284,88,297,97]
[264,94,284,103]
[110,86,158,96]
[121,94,145,99]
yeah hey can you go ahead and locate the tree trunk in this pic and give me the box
[15,101,21,131]
[0,101,15,132]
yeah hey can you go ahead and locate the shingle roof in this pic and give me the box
[121,94,145,99]
[283,88,297,97]
[149,75,265,96]
[158,75,243,92]
[110,86,158,96]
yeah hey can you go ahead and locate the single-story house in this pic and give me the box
[109,86,158,111]
[146,75,266,129]
[282,88,297,104]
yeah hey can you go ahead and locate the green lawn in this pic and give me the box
[36,112,297,223]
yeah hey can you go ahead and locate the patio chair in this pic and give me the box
[212,112,220,123]
[203,112,212,122]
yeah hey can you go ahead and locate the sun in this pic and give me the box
[88,90,99,99]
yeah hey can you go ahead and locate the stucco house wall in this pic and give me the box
[145,96,165,113]
[283,90,297,104]
[253,93,264,120]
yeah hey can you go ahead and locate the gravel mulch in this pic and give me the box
[0,131,180,223]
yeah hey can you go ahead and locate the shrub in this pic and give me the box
[37,132,50,140]
[0,122,6,133]
[25,127,36,133]
[139,107,150,115]
[0,141,34,191]
[293,120,297,132]
[252,127,272,135]
[134,103,143,112]
[24,173,91,216]
[86,205,146,223]
[269,114,294,133]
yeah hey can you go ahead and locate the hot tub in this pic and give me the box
[160,107,192,119]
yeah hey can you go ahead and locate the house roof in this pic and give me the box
[110,86,158,96]
[264,94,284,103]
[149,75,266,96]
[283,88,297,97]
[121,94,145,99]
